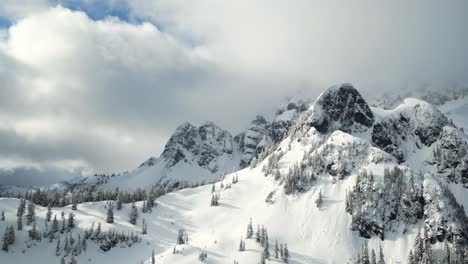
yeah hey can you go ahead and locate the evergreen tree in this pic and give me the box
[46,204,52,222]
[129,202,139,225]
[444,241,451,264]
[260,252,266,264]
[2,228,8,252]
[378,244,385,264]
[26,201,36,225]
[177,229,188,245]
[56,237,61,256]
[263,239,270,260]
[408,250,414,264]
[68,213,75,229]
[1,211,4,221]
[52,215,59,233]
[69,254,77,264]
[29,223,38,240]
[8,225,15,244]
[17,214,23,231]
[361,243,370,264]
[71,198,77,211]
[107,202,114,223]
[94,223,101,238]
[152,249,155,264]
[256,225,261,243]
[142,218,147,235]
[315,189,323,208]
[246,218,254,239]
[239,237,245,252]
[282,244,289,263]
[116,194,123,210]
[371,249,377,264]
[275,240,279,259]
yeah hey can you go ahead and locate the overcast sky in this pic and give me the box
[0,0,467,186]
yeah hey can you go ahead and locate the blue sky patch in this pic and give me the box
[49,0,133,22]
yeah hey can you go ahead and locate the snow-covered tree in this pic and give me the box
[315,189,323,208]
[142,218,147,234]
[17,214,22,231]
[282,244,289,263]
[177,229,188,245]
[107,202,114,223]
[26,201,36,225]
[246,218,254,239]
[129,202,139,225]
[68,213,75,229]
[46,204,52,222]
[56,237,61,256]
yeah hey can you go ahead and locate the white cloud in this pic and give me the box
[0,1,467,186]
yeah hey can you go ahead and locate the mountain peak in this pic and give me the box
[308,83,374,133]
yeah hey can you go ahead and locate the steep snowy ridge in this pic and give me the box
[2,84,468,263]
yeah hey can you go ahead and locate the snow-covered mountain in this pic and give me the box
[1,84,468,263]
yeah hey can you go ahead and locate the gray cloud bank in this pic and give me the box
[0,0,467,186]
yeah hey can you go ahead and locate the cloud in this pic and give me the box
[0,1,467,186]
[129,0,468,91]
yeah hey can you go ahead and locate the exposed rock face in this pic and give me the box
[308,83,374,134]
[371,99,450,162]
[271,99,309,143]
[161,122,236,171]
[238,115,272,167]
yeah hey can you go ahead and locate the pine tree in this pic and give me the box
[239,237,245,252]
[116,194,123,210]
[283,244,289,263]
[408,250,414,264]
[107,202,114,223]
[142,218,147,234]
[29,223,38,240]
[8,225,15,244]
[378,244,385,264]
[256,225,261,243]
[68,213,75,229]
[17,214,23,231]
[444,241,451,264]
[71,198,77,211]
[151,249,155,264]
[263,239,270,260]
[371,249,377,264]
[69,254,77,264]
[129,202,139,225]
[56,237,61,256]
[26,201,35,225]
[52,215,59,233]
[94,222,101,238]
[361,243,370,264]
[1,211,4,221]
[246,218,253,239]
[315,189,323,208]
[46,204,52,222]
[2,228,8,252]
[275,240,279,259]
[260,252,266,264]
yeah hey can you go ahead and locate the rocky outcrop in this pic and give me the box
[372,98,450,162]
[308,83,374,134]
[237,115,272,167]
[161,122,237,172]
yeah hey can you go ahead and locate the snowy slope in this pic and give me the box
[2,84,468,264]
